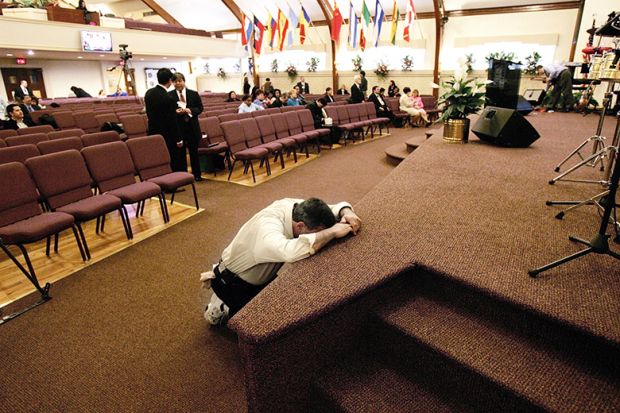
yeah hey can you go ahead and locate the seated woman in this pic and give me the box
[388,80,399,97]
[399,87,430,126]
[226,91,240,102]
[287,89,301,106]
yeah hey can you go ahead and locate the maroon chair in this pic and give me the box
[81,131,122,147]
[48,128,85,140]
[73,111,101,133]
[17,125,54,135]
[264,107,280,114]
[37,137,83,155]
[198,117,230,176]
[255,115,297,163]
[0,139,6,148]
[119,114,147,140]
[94,113,120,127]
[336,106,362,144]
[0,130,17,139]
[364,102,390,134]
[0,162,86,308]
[126,135,199,210]
[237,112,253,119]
[51,111,76,130]
[281,106,297,112]
[298,109,330,151]
[218,113,238,123]
[251,110,269,118]
[29,110,50,125]
[5,133,49,147]
[26,150,129,259]
[220,121,270,183]
[240,118,284,169]
[0,144,40,166]
[283,112,310,157]
[81,142,169,227]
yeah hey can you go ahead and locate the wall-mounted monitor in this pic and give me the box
[81,31,113,52]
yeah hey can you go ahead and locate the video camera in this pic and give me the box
[119,44,132,62]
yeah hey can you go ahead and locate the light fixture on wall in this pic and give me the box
[77,56,83,59]
[27,50,34,55]
[6,53,13,57]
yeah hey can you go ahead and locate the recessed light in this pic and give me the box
[6,53,13,57]
[162,57,167,60]
[140,58,145,61]
[99,54,105,57]
[77,56,83,59]
[27,50,34,55]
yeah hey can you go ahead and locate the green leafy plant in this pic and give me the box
[524,52,542,75]
[401,55,413,71]
[436,75,489,122]
[306,57,319,72]
[271,59,279,73]
[465,53,475,74]
[352,55,363,72]
[485,51,516,63]
[286,64,298,81]
[216,68,227,80]
[374,62,389,79]
[203,63,210,74]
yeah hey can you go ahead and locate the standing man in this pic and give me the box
[202,197,361,326]
[13,80,33,101]
[145,68,183,171]
[296,76,310,94]
[350,74,365,104]
[537,64,574,112]
[169,72,204,181]
[359,71,368,98]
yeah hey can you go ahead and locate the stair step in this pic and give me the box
[312,356,456,413]
[405,135,430,151]
[377,294,620,413]
[384,143,409,162]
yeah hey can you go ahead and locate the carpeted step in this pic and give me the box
[384,143,409,163]
[375,284,620,413]
[405,135,431,152]
[311,354,457,413]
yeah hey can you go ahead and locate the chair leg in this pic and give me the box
[158,193,170,223]
[170,191,176,205]
[191,183,199,210]
[304,143,309,158]
[279,151,285,169]
[0,242,51,299]
[75,222,91,260]
[292,148,297,163]
[120,205,133,239]
[96,216,100,234]
[227,159,237,181]
[46,236,51,257]
[101,214,106,232]
[140,200,146,216]
[249,161,256,183]
[70,226,87,262]
[54,233,59,253]
[264,157,271,176]
[135,201,141,218]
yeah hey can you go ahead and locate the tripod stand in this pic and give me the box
[529,116,620,277]
[549,79,617,185]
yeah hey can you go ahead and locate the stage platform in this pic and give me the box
[229,111,620,411]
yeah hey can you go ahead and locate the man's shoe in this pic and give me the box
[204,294,230,326]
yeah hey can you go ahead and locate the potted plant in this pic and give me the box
[286,64,298,81]
[306,57,319,72]
[436,75,489,143]
[374,62,389,80]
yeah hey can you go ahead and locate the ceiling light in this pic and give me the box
[162,57,167,60]
[140,58,145,61]
[99,54,105,57]
[27,50,34,55]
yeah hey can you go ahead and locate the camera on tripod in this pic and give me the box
[119,44,132,62]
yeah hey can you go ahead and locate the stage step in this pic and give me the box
[385,135,432,163]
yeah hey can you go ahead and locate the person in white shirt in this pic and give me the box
[238,94,264,113]
[537,64,574,112]
[202,198,361,326]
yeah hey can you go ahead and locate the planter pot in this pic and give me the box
[443,118,470,143]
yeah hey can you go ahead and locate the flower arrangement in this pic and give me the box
[464,54,475,74]
[485,51,516,63]
[203,63,210,74]
[306,57,320,72]
[271,59,279,73]
[286,64,298,81]
[401,55,413,71]
[233,62,241,73]
[216,68,227,80]
[374,62,389,79]
[524,52,542,75]
[352,55,363,72]
[436,75,489,122]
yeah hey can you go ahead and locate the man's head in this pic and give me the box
[292,198,336,237]
[403,86,412,95]
[172,72,186,91]
[360,71,366,77]
[265,77,271,82]
[6,103,24,121]
[317,98,327,107]
[23,96,32,105]
[300,76,305,82]
[326,87,333,96]
[256,91,265,100]
[536,65,545,76]
[294,85,301,94]
[20,80,28,88]
[242,94,252,106]
[372,86,379,94]
[353,74,361,84]
[157,68,174,87]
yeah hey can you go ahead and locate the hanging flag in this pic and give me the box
[299,5,311,45]
[403,0,416,42]
[348,1,358,48]
[240,13,251,47]
[359,0,371,51]
[331,3,343,43]
[390,0,399,45]
[278,9,289,51]
[373,0,384,47]
[287,5,298,47]
[253,17,265,55]
[266,14,276,50]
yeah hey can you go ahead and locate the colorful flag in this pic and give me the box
[299,6,311,45]
[403,0,416,42]
[278,9,289,51]
[373,0,384,47]
[287,5,298,47]
[331,3,343,43]
[390,0,399,45]
[359,0,371,51]
[240,13,253,47]
[348,1,358,48]
[267,14,277,50]
[253,17,265,54]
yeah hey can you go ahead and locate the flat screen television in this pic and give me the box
[81,31,113,52]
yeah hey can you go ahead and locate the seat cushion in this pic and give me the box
[0,212,74,244]
[302,130,321,139]
[276,137,298,148]
[258,141,283,153]
[56,194,122,222]
[198,142,228,155]
[107,182,162,204]
[315,128,331,137]
[147,172,195,192]
[288,133,309,144]
[234,147,269,160]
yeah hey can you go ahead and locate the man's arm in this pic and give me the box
[311,222,353,252]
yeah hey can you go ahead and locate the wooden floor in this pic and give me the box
[0,199,202,307]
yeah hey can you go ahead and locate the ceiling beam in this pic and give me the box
[569,0,585,61]
[445,1,580,18]
[316,0,338,92]
[221,0,243,24]
[140,0,182,26]
[432,0,444,99]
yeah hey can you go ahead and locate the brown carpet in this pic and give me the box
[0,125,431,412]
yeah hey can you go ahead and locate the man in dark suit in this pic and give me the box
[145,68,183,171]
[169,72,204,181]
[337,84,349,95]
[324,87,335,103]
[368,85,394,121]
[296,76,310,94]
[13,80,33,101]
[350,74,365,104]
[3,104,35,130]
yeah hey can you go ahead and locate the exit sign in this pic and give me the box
[16,58,27,65]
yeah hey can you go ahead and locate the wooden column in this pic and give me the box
[432,0,443,99]
[569,0,586,62]
[140,0,182,26]
[317,0,338,92]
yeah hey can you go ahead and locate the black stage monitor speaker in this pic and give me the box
[472,106,540,147]
[523,89,545,105]
[516,95,534,116]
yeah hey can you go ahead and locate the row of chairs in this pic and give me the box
[323,102,391,144]
[29,110,146,134]
[0,131,126,156]
[40,96,142,108]
[0,135,198,308]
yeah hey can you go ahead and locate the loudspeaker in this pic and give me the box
[516,95,533,116]
[472,106,540,147]
[523,89,546,105]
